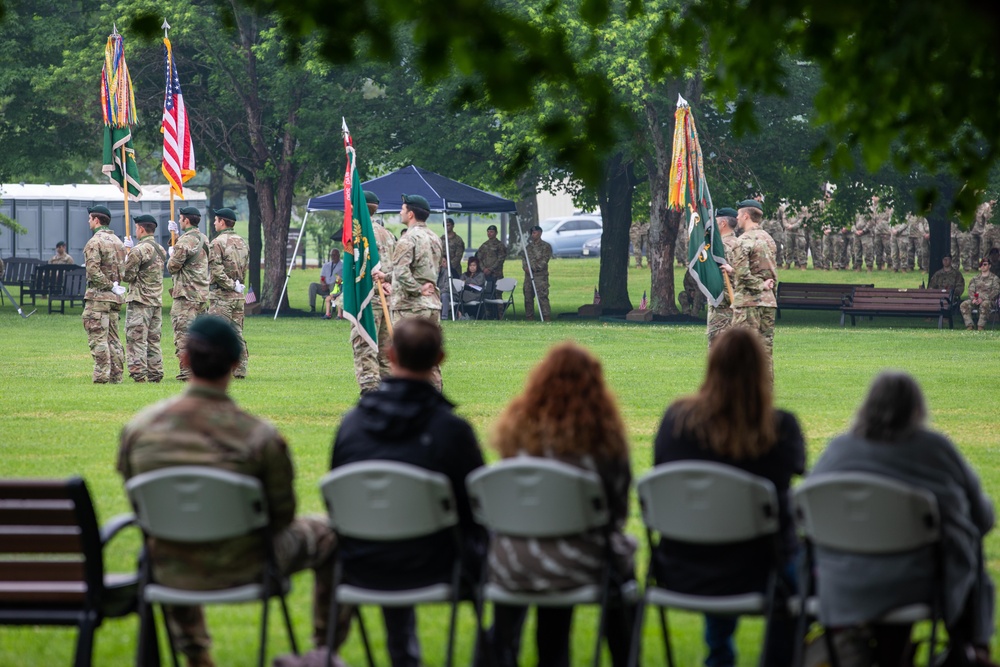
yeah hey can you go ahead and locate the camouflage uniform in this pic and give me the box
[390,221,444,389]
[522,237,553,320]
[117,385,348,663]
[208,229,250,378]
[123,236,165,383]
[784,205,809,269]
[477,237,508,280]
[852,212,875,271]
[873,206,892,270]
[928,264,965,302]
[889,215,907,271]
[677,270,706,316]
[630,221,651,268]
[820,224,834,270]
[951,222,963,266]
[167,228,210,380]
[707,233,739,346]
[441,230,465,276]
[82,226,125,383]
[354,223,397,393]
[960,273,1000,329]
[730,227,778,374]
[762,217,785,268]
[49,252,75,265]
[907,215,930,271]
[983,222,1000,258]
[964,203,990,270]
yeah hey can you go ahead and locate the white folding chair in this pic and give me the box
[466,457,627,667]
[628,461,783,667]
[126,466,298,667]
[483,277,516,320]
[793,472,943,667]
[319,460,480,667]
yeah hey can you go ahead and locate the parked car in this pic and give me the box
[581,235,601,257]
[539,215,603,257]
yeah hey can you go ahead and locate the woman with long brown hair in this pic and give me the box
[653,327,805,667]
[486,342,635,667]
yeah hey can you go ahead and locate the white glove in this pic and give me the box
[111,281,126,296]
[167,220,179,234]
[168,246,175,258]
[123,236,134,249]
[234,280,245,294]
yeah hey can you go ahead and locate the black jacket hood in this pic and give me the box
[355,377,454,439]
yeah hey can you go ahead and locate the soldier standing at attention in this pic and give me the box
[961,258,1000,330]
[762,210,785,269]
[784,204,809,270]
[167,206,210,381]
[928,255,965,303]
[707,208,739,347]
[724,199,778,376]
[630,219,651,268]
[852,208,875,272]
[966,199,993,270]
[523,224,553,321]
[122,215,165,383]
[82,205,126,384]
[372,194,443,390]
[477,223,508,287]
[49,241,75,265]
[441,217,465,278]
[208,207,249,379]
[352,191,397,394]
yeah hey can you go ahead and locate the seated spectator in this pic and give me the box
[960,258,1000,330]
[118,315,350,667]
[460,257,486,318]
[485,343,636,667]
[928,255,965,304]
[653,327,804,667]
[330,317,486,667]
[49,241,75,265]
[324,280,343,320]
[810,371,995,666]
[310,249,342,314]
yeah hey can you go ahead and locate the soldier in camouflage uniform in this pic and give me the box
[522,224,553,321]
[784,204,809,269]
[49,241,75,265]
[630,220,651,268]
[983,217,1000,259]
[208,208,250,379]
[123,215,165,383]
[441,218,465,278]
[82,205,126,384]
[477,223,508,301]
[678,270,706,316]
[871,196,892,270]
[374,194,444,391]
[950,222,963,266]
[761,212,785,268]
[354,191,397,393]
[707,208,739,347]
[117,316,350,667]
[167,206,210,381]
[726,200,778,376]
[928,255,965,304]
[852,208,875,271]
[906,213,930,271]
[965,200,994,270]
[961,258,1000,330]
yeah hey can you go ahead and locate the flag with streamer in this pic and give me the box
[669,95,725,306]
[161,36,196,197]
[341,119,381,351]
[101,29,141,200]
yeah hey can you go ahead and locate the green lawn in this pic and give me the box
[0,260,996,666]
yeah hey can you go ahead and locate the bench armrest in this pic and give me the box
[101,513,137,545]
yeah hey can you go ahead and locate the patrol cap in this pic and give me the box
[737,199,763,212]
[716,207,738,218]
[88,205,112,218]
[214,207,237,222]
[187,315,242,363]
[401,194,430,212]
[487,224,498,232]
[364,190,380,205]
[56,241,66,247]
[530,225,543,233]
[133,214,158,227]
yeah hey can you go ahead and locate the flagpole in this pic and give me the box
[169,191,177,245]
[442,209,456,321]
[376,278,394,337]
[274,210,309,320]
[122,145,130,239]
[163,19,177,247]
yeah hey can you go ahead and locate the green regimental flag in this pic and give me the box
[341,125,381,351]
[686,199,726,307]
[102,126,141,198]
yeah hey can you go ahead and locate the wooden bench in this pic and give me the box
[1,257,45,306]
[0,478,143,667]
[841,287,954,328]
[49,268,88,314]
[22,264,81,307]
[776,282,872,318]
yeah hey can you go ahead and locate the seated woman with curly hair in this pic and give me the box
[484,342,636,667]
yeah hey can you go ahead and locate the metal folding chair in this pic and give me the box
[483,277,516,320]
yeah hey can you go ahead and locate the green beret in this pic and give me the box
[487,224,498,232]
[214,207,237,222]
[179,206,201,218]
[133,214,158,226]
[737,199,763,212]
[187,315,242,363]
[716,208,738,218]
[88,205,111,218]
[364,190,380,205]
[401,194,430,212]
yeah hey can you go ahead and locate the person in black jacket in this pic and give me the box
[330,317,486,667]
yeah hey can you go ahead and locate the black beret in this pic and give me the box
[402,194,430,212]
[88,205,111,218]
[530,225,543,233]
[364,190,380,205]
[179,206,201,218]
[716,208,738,218]
[214,207,237,222]
[737,199,763,212]
[487,224,498,232]
[187,315,242,363]
[133,214,158,226]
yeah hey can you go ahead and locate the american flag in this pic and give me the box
[245,285,257,305]
[161,38,196,196]
[593,287,601,305]
[640,290,648,310]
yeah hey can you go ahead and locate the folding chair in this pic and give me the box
[483,277,516,320]
[466,457,626,667]
[319,460,481,667]
[126,466,298,667]
[628,461,784,667]
[793,472,944,667]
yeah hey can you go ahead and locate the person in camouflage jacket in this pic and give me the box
[726,200,778,377]
[522,226,553,321]
[123,215,165,383]
[167,206,210,380]
[441,218,466,277]
[707,209,739,347]
[208,207,250,378]
[82,205,126,383]
[961,258,1000,330]
[477,224,508,282]
[353,191,397,393]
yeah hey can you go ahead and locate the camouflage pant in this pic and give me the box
[960,299,994,329]
[392,308,443,391]
[82,301,124,383]
[787,232,808,268]
[896,236,913,271]
[852,234,874,270]
[874,234,891,269]
[908,237,928,270]
[125,303,163,382]
[524,273,551,321]
[678,288,706,316]
[820,233,834,269]
[631,230,651,266]
[165,515,351,660]
[352,302,392,393]
[732,306,776,376]
[984,226,1000,256]
[706,306,732,347]
[209,297,248,378]
[964,235,982,271]
[951,235,962,266]
[771,231,786,267]
[171,298,207,379]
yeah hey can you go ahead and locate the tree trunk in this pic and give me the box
[597,152,633,312]
[246,181,262,297]
[511,172,539,255]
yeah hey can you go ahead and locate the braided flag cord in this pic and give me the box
[100,30,141,199]
[162,38,196,197]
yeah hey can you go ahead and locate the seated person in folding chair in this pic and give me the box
[118,315,351,667]
[654,327,805,667]
[811,372,996,667]
[460,257,486,319]
[484,343,636,667]
[330,317,487,667]
[310,248,342,314]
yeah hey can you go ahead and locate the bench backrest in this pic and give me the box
[1,257,45,286]
[55,268,87,298]
[29,265,78,295]
[848,287,951,310]
[777,282,873,306]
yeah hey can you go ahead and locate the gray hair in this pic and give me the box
[851,371,927,443]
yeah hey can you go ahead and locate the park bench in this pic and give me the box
[0,477,144,667]
[776,282,872,318]
[840,287,953,328]
[48,268,87,314]
[1,257,45,306]
[21,264,80,307]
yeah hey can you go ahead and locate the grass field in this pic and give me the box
[0,258,997,666]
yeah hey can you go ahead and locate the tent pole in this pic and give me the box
[443,210,455,321]
[274,210,309,320]
[513,213,543,322]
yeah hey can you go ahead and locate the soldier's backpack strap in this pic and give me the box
[148,240,168,267]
